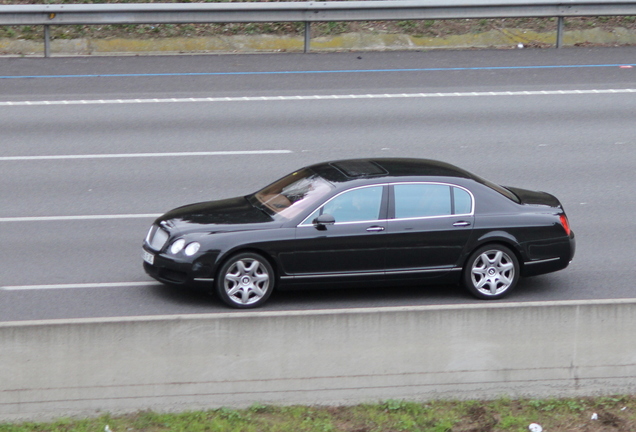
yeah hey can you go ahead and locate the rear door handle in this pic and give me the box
[453,221,471,227]
[366,226,385,232]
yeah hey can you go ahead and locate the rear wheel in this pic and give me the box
[215,252,274,308]
[463,245,519,299]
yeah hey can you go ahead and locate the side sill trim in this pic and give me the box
[386,267,461,275]
[524,257,561,266]
[283,271,385,280]
[193,278,215,282]
[280,267,460,280]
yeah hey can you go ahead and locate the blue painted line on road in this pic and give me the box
[1,63,634,79]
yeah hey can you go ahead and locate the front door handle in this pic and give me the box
[366,226,385,232]
[453,221,471,227]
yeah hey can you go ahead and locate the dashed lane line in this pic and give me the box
[1,282,158,291]
[0,150,292,161]
[0,214,161,222]
[1,89,635,107]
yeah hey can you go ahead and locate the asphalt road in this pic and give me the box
[1,48,635,321]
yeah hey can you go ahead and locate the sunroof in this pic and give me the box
[330,160,388,178]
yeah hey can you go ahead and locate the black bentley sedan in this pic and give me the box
[143,158,575,308]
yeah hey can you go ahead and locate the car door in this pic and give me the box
[288,184,388,282]
[384,182,474,280]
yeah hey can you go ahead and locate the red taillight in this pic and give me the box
[559,214,571,236]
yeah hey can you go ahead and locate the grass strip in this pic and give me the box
[1,15,635,44]
[2,396,636,432]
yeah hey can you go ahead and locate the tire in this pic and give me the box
[463,244,519,300]
[215,252,274,308]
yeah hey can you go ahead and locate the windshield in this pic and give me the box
[250,169,334,219]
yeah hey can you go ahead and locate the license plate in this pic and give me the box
[143,250,155,265]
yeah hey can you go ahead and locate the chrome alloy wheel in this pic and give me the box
[470,249,516,296]
[222,256,271,306]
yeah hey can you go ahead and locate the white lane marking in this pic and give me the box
[0,214,161,222]
[1,282,157,291]
[1,89,635,107]
[0,150,292,162]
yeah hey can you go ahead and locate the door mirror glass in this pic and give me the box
[313,213,335,230]
[313,213,336,225]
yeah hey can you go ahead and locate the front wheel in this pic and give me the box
[215,252,274,308]
[463,245,519,300]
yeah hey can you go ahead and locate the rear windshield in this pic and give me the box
[478,177,520,203]
[250,169,334,219]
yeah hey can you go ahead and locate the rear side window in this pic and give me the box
[393,183,472,219]
[453,187,472,215]
[394,184,451,218]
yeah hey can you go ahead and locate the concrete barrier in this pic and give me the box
[2,299,636,421]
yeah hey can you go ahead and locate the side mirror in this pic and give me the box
[313,213,335,230]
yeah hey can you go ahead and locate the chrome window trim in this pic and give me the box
[298,183,388,227]
[390,181,475,219]
[297,181,475,227]
[298,218,390,228]
[388,213,468,223]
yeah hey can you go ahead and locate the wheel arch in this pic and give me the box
[463,233,525,275]
[214,246,280,285]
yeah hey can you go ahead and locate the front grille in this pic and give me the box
[146,224,169,251]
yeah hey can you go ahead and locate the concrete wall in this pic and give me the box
[2,299,636,421]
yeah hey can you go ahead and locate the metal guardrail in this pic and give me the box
[1,0,636,57]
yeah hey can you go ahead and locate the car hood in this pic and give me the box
[506,186,562,208]
[155,196,278,234]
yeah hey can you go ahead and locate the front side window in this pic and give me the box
[305,186,384,224]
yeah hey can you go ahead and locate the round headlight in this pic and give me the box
[170,239,185,254]
[184,242,201,256]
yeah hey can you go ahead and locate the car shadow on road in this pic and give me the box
[149,282,222,309]
[511,275,569,301]
[268,283,475,310]
[148,281,475,311]
[148,277,560,312]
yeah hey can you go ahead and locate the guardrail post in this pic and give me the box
[556,16,564,48]
[304,21,311,53]
[44,25,51,57]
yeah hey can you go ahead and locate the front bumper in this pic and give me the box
[144,260,189,285]
[143,248,191,285]
[142,245,215,286]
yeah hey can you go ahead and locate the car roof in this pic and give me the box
[308,158,477,183]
